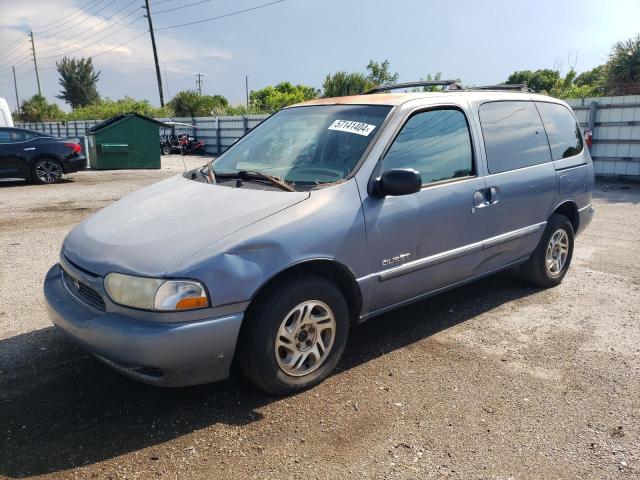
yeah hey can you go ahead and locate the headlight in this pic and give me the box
[104,273,209,311]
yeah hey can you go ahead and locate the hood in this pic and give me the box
[63,175,309,277]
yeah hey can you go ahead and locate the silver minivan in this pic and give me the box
[44,85,594,394]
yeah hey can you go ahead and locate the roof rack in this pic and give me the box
[470,83,535,93]
[363,80,462,94]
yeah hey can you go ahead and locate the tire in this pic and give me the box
[521,213,574,287]
[32,158,63,185]
[161,146,171,156]
[238,275,350,395]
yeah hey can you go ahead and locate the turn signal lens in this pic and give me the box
[175,297,209,310]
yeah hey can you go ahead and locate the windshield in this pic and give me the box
[212,104,392,185]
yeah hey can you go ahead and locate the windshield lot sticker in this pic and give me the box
[328,120,376,136]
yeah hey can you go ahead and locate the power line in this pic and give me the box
[36,0,115,36]
[0,14,145,76]
[0,35,28,55]
[37,4,142,56]
[38,28,149,69]
[91,29,150,58]
[155,0,284,30]
[153,0,216,15]
[33,0,103,31]
[0,68,33,88]
[38,16,145,60]
[37,0,141,53]
[0,42,32,69]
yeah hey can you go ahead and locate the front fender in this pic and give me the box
[170,179,368,308]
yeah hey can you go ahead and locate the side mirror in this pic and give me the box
[372,168,422,197]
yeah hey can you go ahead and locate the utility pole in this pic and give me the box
[12,66,21,118]
[245,75,249,107]
[143,0,164,107]
[28,31,42,96]
[195,73,204,95]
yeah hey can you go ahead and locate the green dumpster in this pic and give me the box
[87,113,168,169]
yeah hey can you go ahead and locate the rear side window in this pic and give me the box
[382,108,474,185]
[479,101,551,174]
[0,129,25,143]
[535,102,583,160]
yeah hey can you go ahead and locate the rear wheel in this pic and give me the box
[32,159,63,184]
[238,275,349,395]
[161,145,171,155]
[521,213,574,287]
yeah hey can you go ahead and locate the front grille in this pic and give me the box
[62,269,106,312]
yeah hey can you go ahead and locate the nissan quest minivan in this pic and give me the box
[44,85,594,394]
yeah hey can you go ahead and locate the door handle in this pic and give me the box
[473,187,499,209]
[23,147,36,151]
[473,189,492,208]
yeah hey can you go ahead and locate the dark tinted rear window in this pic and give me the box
[479,101,552,174]
[535,102,583,160]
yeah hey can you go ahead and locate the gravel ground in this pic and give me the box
[0,162,638,479]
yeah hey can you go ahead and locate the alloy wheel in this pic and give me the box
[35,160,62,184]
[545,229,569,276]
[275,300,336,377]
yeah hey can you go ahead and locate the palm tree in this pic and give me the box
[606,34,640,95]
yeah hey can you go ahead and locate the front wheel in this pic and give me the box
[32,159,63,184]
[238,275,350,395]
[521,213,574,287]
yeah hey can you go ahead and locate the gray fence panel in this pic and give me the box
[567,95,640,178]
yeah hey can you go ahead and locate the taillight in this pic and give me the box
[64,142,82,154]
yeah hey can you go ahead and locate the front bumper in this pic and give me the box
[44,263,244,387]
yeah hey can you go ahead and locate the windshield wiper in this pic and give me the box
[216,170,295,192]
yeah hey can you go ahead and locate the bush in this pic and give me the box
[66,96,171,120]
[168,90,229,117]
[17,95,65,122]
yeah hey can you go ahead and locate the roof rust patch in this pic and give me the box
[290,93,432,107]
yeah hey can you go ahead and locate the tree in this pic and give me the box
[366,59,399,86]
[506,69,560,93]
[249,82,319,112]
[56,57,100,108]
[413,72,446,91]
[575,65,606,87]
[546,70,597,99]
[18,94,65,122]
[168,90,230,116]
[606,34,640,94]
[322,71,373,97]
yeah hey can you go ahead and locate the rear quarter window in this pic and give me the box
[479,101,551,174]
[535,102,583,160]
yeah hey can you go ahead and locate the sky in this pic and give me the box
[0,0,639,112]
